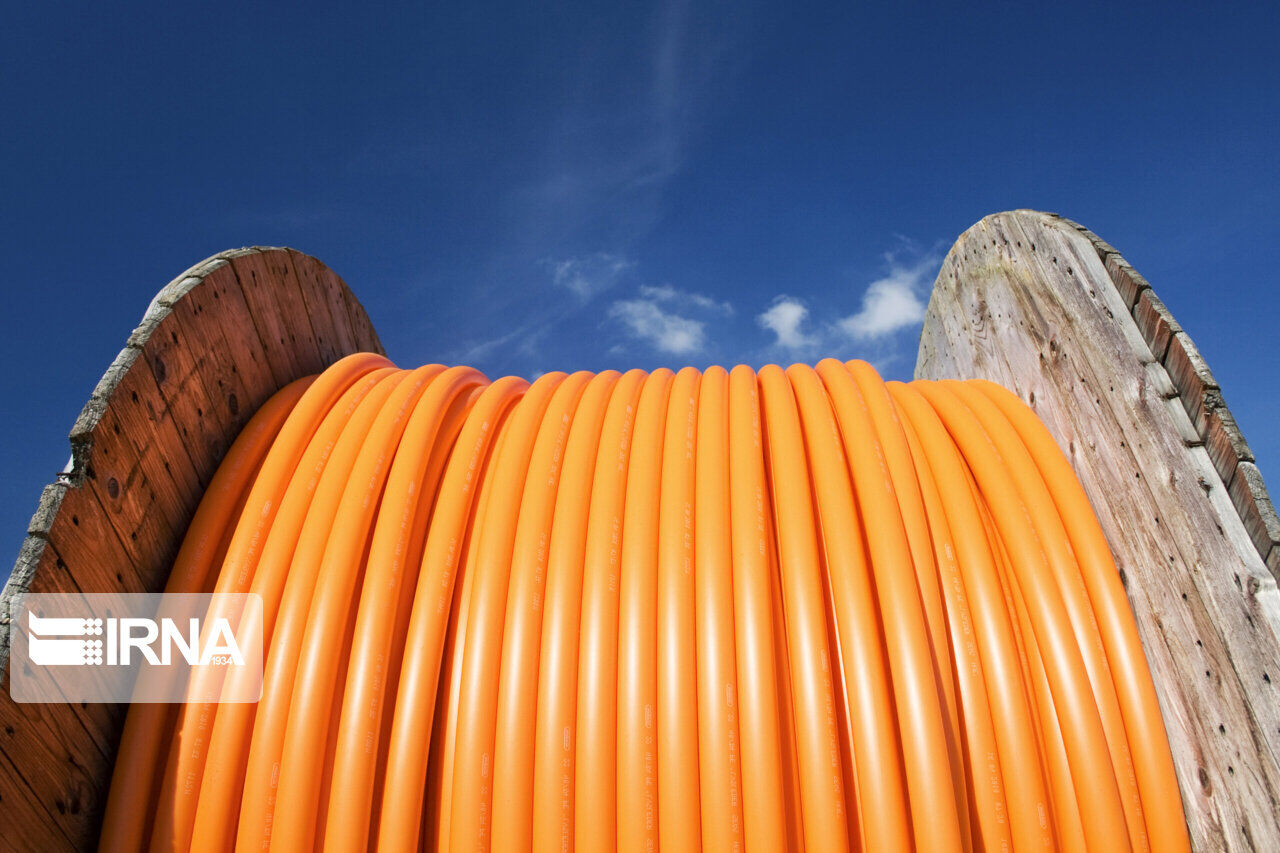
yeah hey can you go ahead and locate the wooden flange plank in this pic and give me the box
[228,251,322,387]
[288,250,363,365]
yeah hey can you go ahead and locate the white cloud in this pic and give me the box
[838,256,935,340]
[550,253,633,299]
[754,251,939,359]
[639,283,733,315]
[609,298,706,354]
[757,297,818,351]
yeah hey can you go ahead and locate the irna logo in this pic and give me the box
[8,592,263,703]
[26,612,245,667]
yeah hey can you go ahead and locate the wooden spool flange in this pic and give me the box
[917,210,1280,850]
[0,248,382,851]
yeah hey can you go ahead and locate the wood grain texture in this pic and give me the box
[0,247,383,851]
[917,210,1280,850]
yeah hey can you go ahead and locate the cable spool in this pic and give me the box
[8,213,1277,850]
[97,353,1188,852]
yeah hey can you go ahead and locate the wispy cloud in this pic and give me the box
[607,280,734,355]
[609,298,706,354]
[503,0,753,257]
[548,253,633,299]
[640,283,734,315]
[837,254,936,340]
[757,297,818,352]
[425,1,758,380]
[451,312,558,365]
[457,254,732,364]
[450,254,625,363]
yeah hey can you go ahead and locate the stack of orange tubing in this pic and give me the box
[98,352,1190,852]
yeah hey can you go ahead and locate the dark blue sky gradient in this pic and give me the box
[2,2,1277,555]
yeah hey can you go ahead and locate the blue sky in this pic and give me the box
[2,2,1277,552]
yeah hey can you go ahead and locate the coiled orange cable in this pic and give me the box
[101,354,1190,852]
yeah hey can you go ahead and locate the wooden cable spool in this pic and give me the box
[1,248,381,851]
[3,212,1277,850]
[917,210,1280,849]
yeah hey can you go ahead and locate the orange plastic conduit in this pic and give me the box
[100,353,1191,853]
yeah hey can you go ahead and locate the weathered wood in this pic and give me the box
[1231,463,1280,569]
[227,251,320,388]
[1048,212,1280,587]
[917,210,1280,850]
[1133,288,1181,362]
[188,261,285,419]
[0,247,383,851]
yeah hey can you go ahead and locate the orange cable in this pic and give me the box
[103,356,1189,853]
